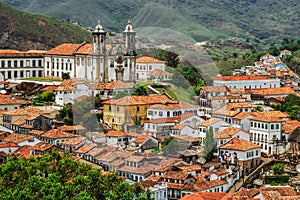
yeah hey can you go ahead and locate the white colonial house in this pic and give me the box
[0,50,45,80]
[213,75,280,89]
[198,118,230,144]
[55,79,90,105]
[147,102,200,120]
[214,127,250,149]
[249,115,286,156]
[219,137,261,175]
[136,56,165,80]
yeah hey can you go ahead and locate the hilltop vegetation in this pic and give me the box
[0,3,91,50]
[1,0,300,45]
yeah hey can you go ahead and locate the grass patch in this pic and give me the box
[22,77,63,82]
[265,175,290,185]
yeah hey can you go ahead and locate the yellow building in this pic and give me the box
[103,95,177,128]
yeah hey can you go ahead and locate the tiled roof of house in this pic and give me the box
[145,112,197,124]
[177,164,201,172]
[91,80,133,90]
[133,135,150,143]
[31,141,55,151]
[282,49,291,53]
[55,79,77,91]
[153,158,182,172]
[214,169,230,176]
[106,130,129,137]
[11,117,25,126]
[140,180,159,189]
[42,129,76,139]
[149,69,172,76]
[213,75,270,81]
[180,192,226,200]
[46,43,81,55]
[233,111,290,120]
[11,145,31,158]
[103,95,177,106]
[201,86,230,92]
[41,85,58,91]
[0,49,46,57]
[282,120,300,134]
[57,125,86,131]
[172,124,187,130]
[136,56,165,63]
[208,95,247,101]
[0,143,18,148]
[199,118,222,127]
[0,98,29,105]
[75,43,93,55]
[3,133,35,144]
[73,143,96,154]
[3,106,44,116]
[220,138,261,151]
[125,155,145,163]
[145,174,161,181]
[118,163,156,175]
[59,136,86,146]
[251,86,295,96]
[109,159,126,167]
[29,129,45,136]
[214,127,242,139]
[149,101,199,110]
[251,115,284,123]
[174,135,200,143]
[213,102,252,116]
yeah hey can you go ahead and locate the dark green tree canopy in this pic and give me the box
[0,151,153,200]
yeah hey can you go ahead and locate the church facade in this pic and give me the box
[44,20,137,83]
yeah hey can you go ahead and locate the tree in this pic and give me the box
[40,90,55,102]
[272,163,284,175]
[62,72,70,80]
[56,104,74,125]
[163,51,180,68]
[203,126,215,160]
[0,151,153,199]
[132,85,147,96]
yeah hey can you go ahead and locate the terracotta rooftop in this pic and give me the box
[91,80,133,90]
[103,94,177,106]
[125,155,145,163]
[213,75,270,81]
[136,56,165,63]
[177,164,201,172]
[199,118,222,127]
[133,135,150,143]
[214,127,242,139]
[59,136,86,146]
[0,143,18,148]
[57,125,86,132]
[172,124,187,130]
[106,130,129,137]
[149,101,199,110]
[11,145,31,158]
[46,43,81,56]
[41,85,58,91]
[0,49,46,57]
[214,169,230,176]
[201,86,230,92]
[0,98,29,105]
[31,141,55,151]
[153,158,181,172]
[41,129,76,139]
[251,86,295,96]
[11,117,25,126]
[220,138,261,151]
[3,133,35,144]
[180,192,226,200]
[118,163,156,175]
[233,111,290,120]
[145,112,197,124]
[73,143,96,154]
[282,120,300,134]
[55,79,78,91]
[3,106,44,116]
[251,115,284,123]
[29,129,45,136]
[149,69,172,76]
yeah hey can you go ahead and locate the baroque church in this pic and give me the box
[43,20,137,83]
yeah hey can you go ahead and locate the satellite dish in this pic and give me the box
[296,164,300,173]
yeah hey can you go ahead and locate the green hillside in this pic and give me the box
[1,0,299,45]
[0,3,91,50]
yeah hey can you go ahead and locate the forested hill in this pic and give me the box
[1,0,299,45]
[0,3,91,50]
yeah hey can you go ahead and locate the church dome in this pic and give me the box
[94,19,105,33]
[124,19,134,32]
